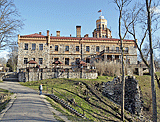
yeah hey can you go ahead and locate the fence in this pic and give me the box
[44,86,87,119]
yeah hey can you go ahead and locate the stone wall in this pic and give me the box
[18,71,98,82]
[102,76,143,115]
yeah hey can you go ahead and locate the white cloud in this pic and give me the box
[0,51,9,59]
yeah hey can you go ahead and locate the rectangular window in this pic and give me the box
[116,47,119,52]
[39,44,43,50]
[32,43,36,50]
[54,58,59,62]
[76,58,80,64]
[24,43,28,50]
[125,47,129,53]
[24,58,28,64]
[96,46,99,52]
[102,24,104,30]
[86,46,90,52]
[55,45,58,51]
[86,58,90,63]
[65,58,69,65]
[76,46,79,51]
[106,47,109,51]
[39,58,43,64]
[65,46,69,51]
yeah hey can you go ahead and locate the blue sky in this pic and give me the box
[0,0,159,59]
[14,0,119,37]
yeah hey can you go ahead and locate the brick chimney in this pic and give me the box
[39,32,41,35]
[56,31,60,37]
[76,26,81,37]
[47,30,49,36]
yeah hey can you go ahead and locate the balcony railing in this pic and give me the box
[100,50,128,54]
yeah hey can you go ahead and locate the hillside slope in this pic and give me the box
[20,75,157,122]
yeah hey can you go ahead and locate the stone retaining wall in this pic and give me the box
[18,72,98,82]
[103,76,143,115]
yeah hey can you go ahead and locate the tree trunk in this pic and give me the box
[146,0,157,121]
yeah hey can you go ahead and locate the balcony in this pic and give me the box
[100,50,128,55]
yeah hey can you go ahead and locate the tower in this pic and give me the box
[92,15,112,38]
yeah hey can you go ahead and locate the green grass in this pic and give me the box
[0,80,3,83]
[20,77,133,122]
[20,73,160,121]
[0,88,12,112]
[135,74,160,121]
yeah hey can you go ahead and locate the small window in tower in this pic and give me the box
[102,24,104,30]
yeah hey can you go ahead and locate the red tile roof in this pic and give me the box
[21,33,134,42]
[22,33,46,38]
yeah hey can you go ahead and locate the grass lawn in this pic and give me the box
[135,73,160,121]
[0,88,12,112]
[20,76,134,122]
[20,73,160,121]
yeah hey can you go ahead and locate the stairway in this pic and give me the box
[3,72,18,81]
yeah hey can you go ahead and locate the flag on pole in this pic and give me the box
[98,10,102,13]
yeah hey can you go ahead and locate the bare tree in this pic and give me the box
[113,0,132,120]
[0,0,23,50]
[7,44,18,72]
[120,0,159,121]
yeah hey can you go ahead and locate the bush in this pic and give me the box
[94,61,121,77]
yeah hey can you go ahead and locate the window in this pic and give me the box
[102,24,104,30]
[39,58,43,64]
[86,58,90,63]
[76,58,80,64]
[116,47,119,52]
[55,45,58,51]
[24,43,28,50]
[39,44,43,50]
[106,47,109,51]
[65,58,69,65]
[65,46,69,51]
[96,46,99,52]
[24,58,28,64]
[32,43,36,50]
[32,58,35,61]
[86,46,90,52]
[125,47,129,53]
[76,46,79,51]
[54,58,59,62]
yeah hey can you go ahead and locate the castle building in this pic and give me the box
[17,16,137,71]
